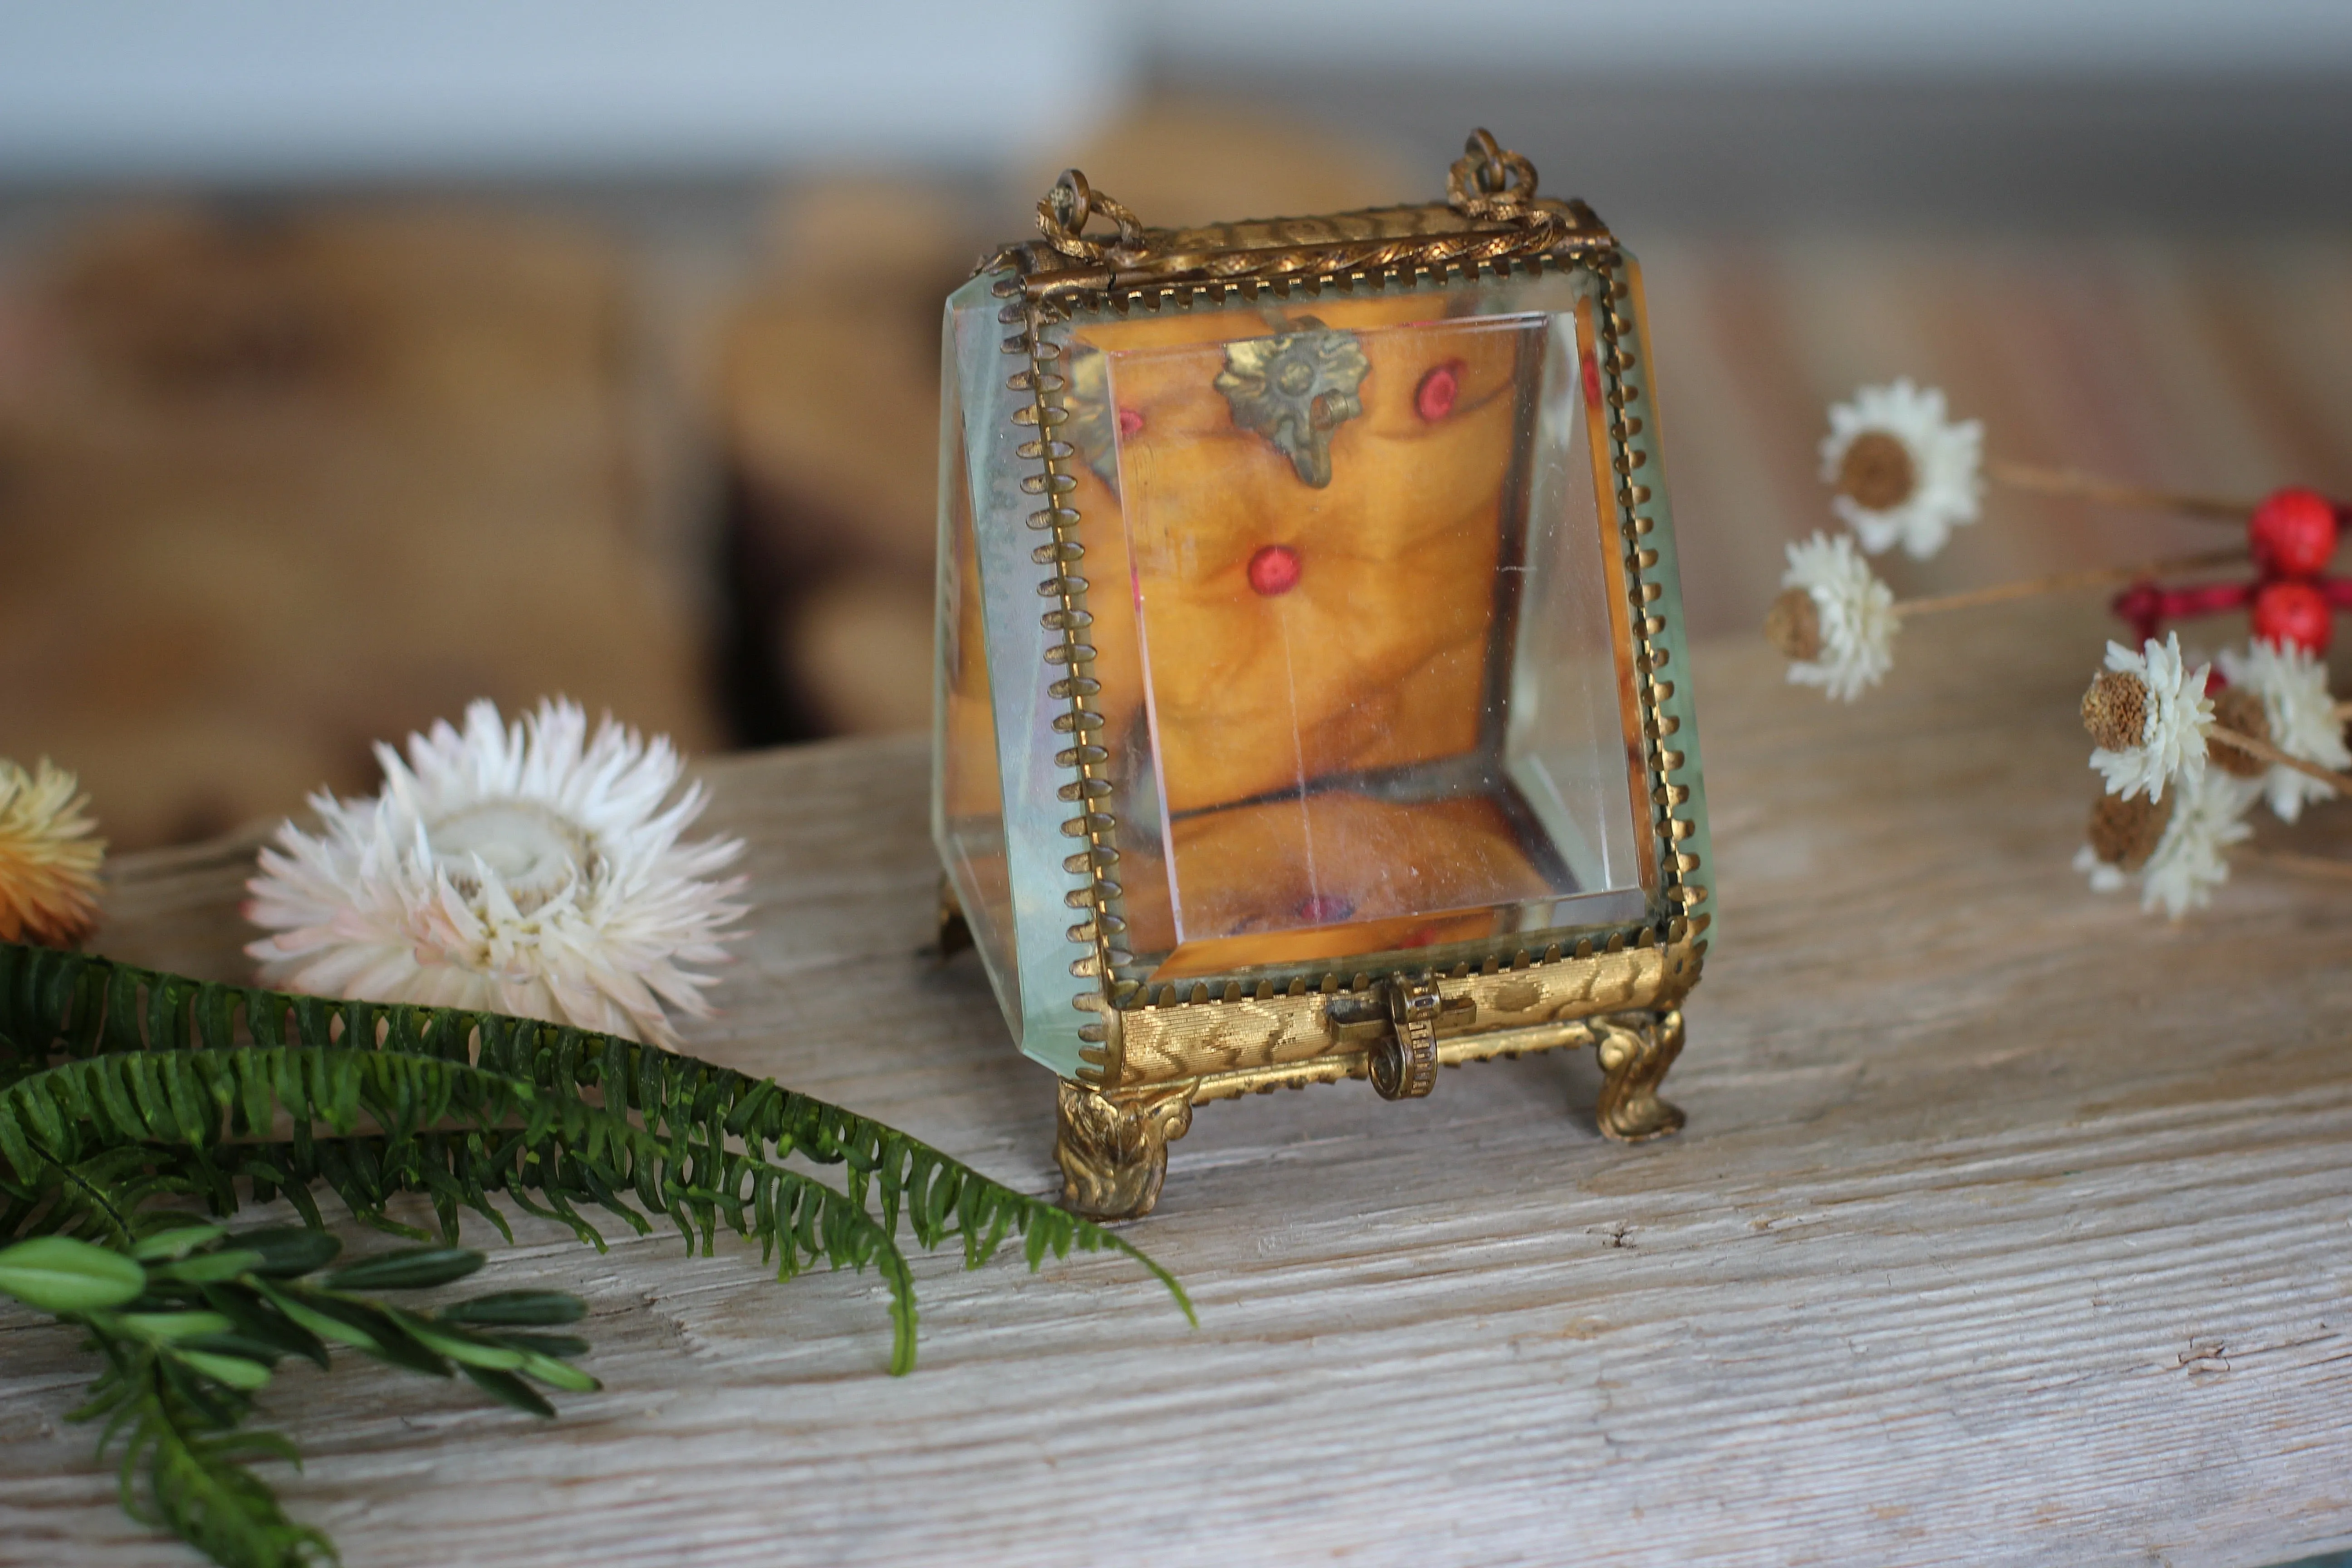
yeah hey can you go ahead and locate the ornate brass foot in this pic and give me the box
[1054,1079,1195,1221]
[936,875,972,960]
[1593,1008,1686,1142]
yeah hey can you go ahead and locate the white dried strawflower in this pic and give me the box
[2082,634,2212,803]
[2137,770,2258,918]
[244,699,747,1049]
[1820,379,1984,559]
[1767,531,1899,701]
[2074,770,2256,918]
[2215,639,2348,823]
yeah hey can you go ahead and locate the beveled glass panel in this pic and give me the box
[1503,297,1657,906]
[930,305,1019,1030]
[1065,284,1651,983]
[941,273,1095,1074]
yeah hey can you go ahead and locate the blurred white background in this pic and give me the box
[3,0,2350,180]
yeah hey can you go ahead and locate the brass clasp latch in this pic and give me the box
[1370,973,1442,1100]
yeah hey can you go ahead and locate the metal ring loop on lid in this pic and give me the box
[1446,128,1554,230]
[1037,169,1151,262]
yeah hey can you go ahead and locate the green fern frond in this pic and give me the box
[0,941,1194,1362]
[0,1044,926,1369]
[0,938,1192,1568]
[1,1145,207,1250]
[485,1016,1192,1318]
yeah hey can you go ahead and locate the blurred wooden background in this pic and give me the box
[1,92,2348,851]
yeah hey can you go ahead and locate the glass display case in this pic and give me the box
[935,133,1713,1217]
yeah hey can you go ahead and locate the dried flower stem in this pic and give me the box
[1898,549,2247,618]
[1985,459,2251,522]
[2209,724,2352,793]
[2239,847,2352,884]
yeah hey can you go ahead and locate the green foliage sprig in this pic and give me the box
[0,940,1190,1568]
[0,1224,593,1567]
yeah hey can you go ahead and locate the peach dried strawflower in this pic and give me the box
[0,759,105,947]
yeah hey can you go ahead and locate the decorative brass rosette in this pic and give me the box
[1213,321,1369,488]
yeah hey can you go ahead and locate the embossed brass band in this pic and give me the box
[1015,198,1615,304]
[1093,936,1701,1102]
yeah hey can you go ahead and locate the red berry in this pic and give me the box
[2248,486,2339,579]
[2251,578,2332,653]
[1116,406,1144,439]
[1247,544,1302,597]
[1414,362,1462,422]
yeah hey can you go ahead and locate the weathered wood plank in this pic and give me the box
[5,603,2351,1568]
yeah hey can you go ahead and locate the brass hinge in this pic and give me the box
[1370,974,1442,1100]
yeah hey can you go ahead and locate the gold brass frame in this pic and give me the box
[964,132,1711,1220]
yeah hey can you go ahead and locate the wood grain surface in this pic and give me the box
[5,603,2352,1568]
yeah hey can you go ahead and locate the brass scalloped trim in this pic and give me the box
[1052,255,1709,1093]
[1590,254,1709,941]
[993,265,1124,1084]
[1063,254,1690,1010]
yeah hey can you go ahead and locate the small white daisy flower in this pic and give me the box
[1820,379,1985,559]
[2215,639,2348,822]
[2136,770,2257,919]
[245,699,747,1049]
[2081,633,2212,803]
[1767,531,1899,701]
